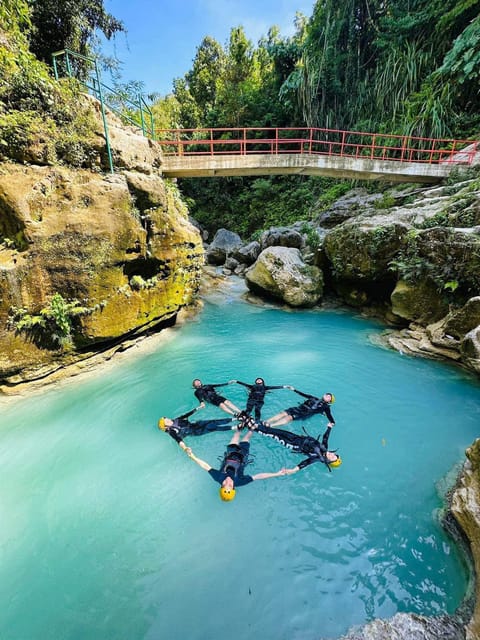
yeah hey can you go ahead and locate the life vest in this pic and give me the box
[222,452,243,477]
[304,397,324,411]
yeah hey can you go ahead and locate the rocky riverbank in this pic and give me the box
[202,178,480,377]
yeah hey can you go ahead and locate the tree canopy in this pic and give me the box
[27,0,124,65]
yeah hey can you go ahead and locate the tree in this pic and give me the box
[28,0,124,68]
[185,36,225,122]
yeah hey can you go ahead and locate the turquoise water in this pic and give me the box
[1,286,479,640]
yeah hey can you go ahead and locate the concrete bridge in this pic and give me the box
[158,127,480,184]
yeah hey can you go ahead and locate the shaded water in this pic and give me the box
[1,284,479,640]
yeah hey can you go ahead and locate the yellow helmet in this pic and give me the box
[158,417,167,431]
[219,486,236,501]
[326,393,335,404]
[330,455,342,468]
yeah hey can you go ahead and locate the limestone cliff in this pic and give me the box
[0,159,203,389]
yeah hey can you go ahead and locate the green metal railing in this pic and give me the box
[52,49,155,173]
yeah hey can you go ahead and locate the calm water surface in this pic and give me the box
[1,284,479,640]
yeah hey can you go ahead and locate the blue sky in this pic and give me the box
[102,0,315,96]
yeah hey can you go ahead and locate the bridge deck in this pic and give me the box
[161,153,454,183]
[157,127,479,183]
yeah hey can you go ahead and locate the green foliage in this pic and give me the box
[129,275,158,291]
[374,195,396,210]
[444,280,459,292]
[8,293,91,350]
[27,0,124,73]
[0,2,100,167]
[299,222,321,251]
[0,109,56,163]
[181,175,331,238]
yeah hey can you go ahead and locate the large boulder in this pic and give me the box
[324,216,410,283]
[444,297,480,339]
[403,227,480,299]
[206,229,243,265]
[391,279,449,324]
[260,226,304,250]
[231,240,261,265]
[314,188,383,228]
[461,327,480,374]
[245,246,323,307]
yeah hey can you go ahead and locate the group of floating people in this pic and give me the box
[158,377,341,502]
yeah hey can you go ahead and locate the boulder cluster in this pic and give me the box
[201,181,480,376]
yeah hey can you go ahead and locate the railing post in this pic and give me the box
[93,59,114,174]
[149,111,155,140]
[138,94,146,137]
[52,54,59,80]
[65,50,72,77]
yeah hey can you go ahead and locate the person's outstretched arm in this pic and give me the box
[284,465,301,475]
[230,380,251,389]
[178,407,201,420]
[188,451,212,471]
[292,388,314,399]
[251,468,290,481]
[324,406,335,426]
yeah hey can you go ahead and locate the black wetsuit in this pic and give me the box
[284,390,335,423]
[194,383,229,407]
[234,380,285,420]
[207,442,254,486]
[165,408,234,445]
[257,424,333,470]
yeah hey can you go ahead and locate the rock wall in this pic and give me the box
[0,161,203,389]
[451,439,480,640]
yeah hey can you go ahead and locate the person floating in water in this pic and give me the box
[264,389,336,428]
[158,407,238,451]
[187,429,289,501]
[253,421,341,472]
[228,377,290,420]
[192,378,243,416]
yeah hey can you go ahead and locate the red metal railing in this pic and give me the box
[155,127,479,165]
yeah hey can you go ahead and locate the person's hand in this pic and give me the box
[199,402,205,409]
[228,379,236,384]
[284,385,294,390]
[327,422,334,428]
[184,446,192,456]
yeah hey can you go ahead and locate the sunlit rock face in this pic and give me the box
[0,163,203,385]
